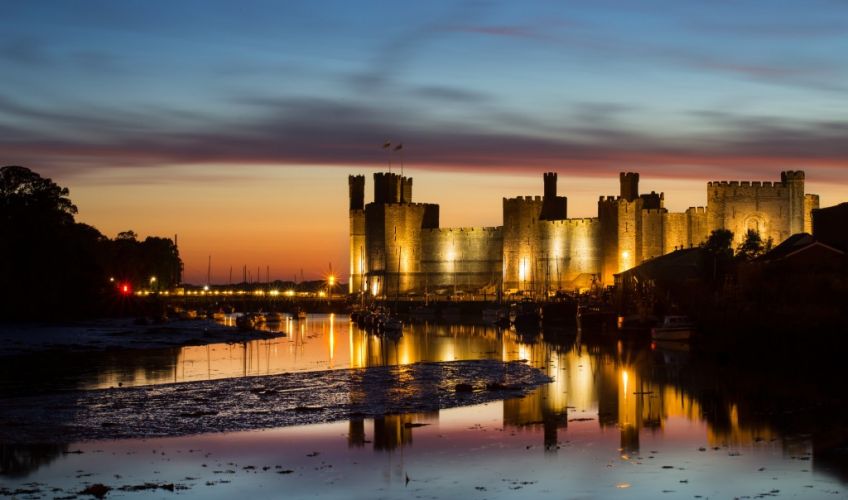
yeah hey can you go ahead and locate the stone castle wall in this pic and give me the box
[420,227,503,293]
[707,174,805,246]
[641,208,666,261]
[502,196,544,291]
[351,170,819,296]
[804,194,820,234]
[535,218,602,292]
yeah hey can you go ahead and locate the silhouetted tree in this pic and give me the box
[736,229,766,261]
[702,229,734,258]
[701,229,734,285]
[0,165,182,320]
[0,166,77,223]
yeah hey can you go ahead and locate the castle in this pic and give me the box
[349,170,819,297]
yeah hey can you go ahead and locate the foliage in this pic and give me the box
[0,166,77,223]
[702,229,734,258]
[735,229,767,261]
[0,166,182,320]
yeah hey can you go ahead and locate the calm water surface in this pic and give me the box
[1,314,846,498]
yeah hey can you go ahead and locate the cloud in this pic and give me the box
[3,95,848,186]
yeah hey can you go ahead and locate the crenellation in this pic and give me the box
[351,169,816,296]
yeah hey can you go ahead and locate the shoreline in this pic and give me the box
[0,359,550,444]
[0,318,284,358]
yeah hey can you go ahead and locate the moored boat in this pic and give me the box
[651,315,695,341]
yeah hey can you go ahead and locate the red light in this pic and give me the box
[120,283,131,295]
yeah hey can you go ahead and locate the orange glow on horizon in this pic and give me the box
[63,165,847,284]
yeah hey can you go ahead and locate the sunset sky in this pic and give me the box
[2,1,847,283]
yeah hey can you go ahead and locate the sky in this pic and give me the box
[2,1,847,283]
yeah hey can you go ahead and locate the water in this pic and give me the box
[1,314,846,498]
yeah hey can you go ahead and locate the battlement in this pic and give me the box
[422,226,502,234]
[685,206,706,214]
[503,195,544,204]
[598,195,618,202]
[781,170,805,182]
[373,172,413,204]
[642,208,668,215]
[539,217,599,226]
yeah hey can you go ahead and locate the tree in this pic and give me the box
[0,166,182,319]
[702,229,734,259]
[0,166,77,224]
[736,229,766,261]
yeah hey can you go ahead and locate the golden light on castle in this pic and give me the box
[349,170,818,296]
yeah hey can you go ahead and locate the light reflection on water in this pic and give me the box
[1,314,847,495]
[0,402,842,499]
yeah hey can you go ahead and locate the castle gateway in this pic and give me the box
[349,171,819,297]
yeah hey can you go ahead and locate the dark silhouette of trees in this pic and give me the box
[702,229,734,259]
[700,229,734,285]
[1,166,182,320]
[735,229,766,261]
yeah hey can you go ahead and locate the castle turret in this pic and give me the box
[781,170,805,235]
[349,174,365,210]
[543,172,557,199]
[620,172,639,202]
[539,172,568,221]
[349,175,367,293]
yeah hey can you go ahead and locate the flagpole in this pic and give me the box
[383,140,392,173]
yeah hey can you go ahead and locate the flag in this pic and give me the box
[382,141,391,149]
[394,143,403,151]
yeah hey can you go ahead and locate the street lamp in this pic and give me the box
[150,276,157,293]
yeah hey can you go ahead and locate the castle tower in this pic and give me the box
[781,170,805,235]
[539,172,568,221]
[402,177,413,203]
[543,172,557,199]
[620,172,639,202]
[599,172,643,284]
[349,175,366,294]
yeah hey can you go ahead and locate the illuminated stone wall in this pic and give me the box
[502,196,544,292]
[349,209,366,294]
[350,170,819,296]
[663,212,687,253]
[536,218,602,292]
[597,196,619,285]
[364,202,431,297]
[686,206,708,246]
[706,171,808,246]
[420,227,503,293]
[641,208,666,261]
[804,193,819,234]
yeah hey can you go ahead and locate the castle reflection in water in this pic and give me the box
[80,315,785,456]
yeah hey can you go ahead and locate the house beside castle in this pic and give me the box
[349,170,819,297]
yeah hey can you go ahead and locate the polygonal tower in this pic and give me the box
[348,175,366,294]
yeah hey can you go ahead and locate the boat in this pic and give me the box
[651,315,695,341]
[511,300,541,332]
[295,309,307,320]
[236,313,261,331]
[264,311,285,324]
[576,304,617,334]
